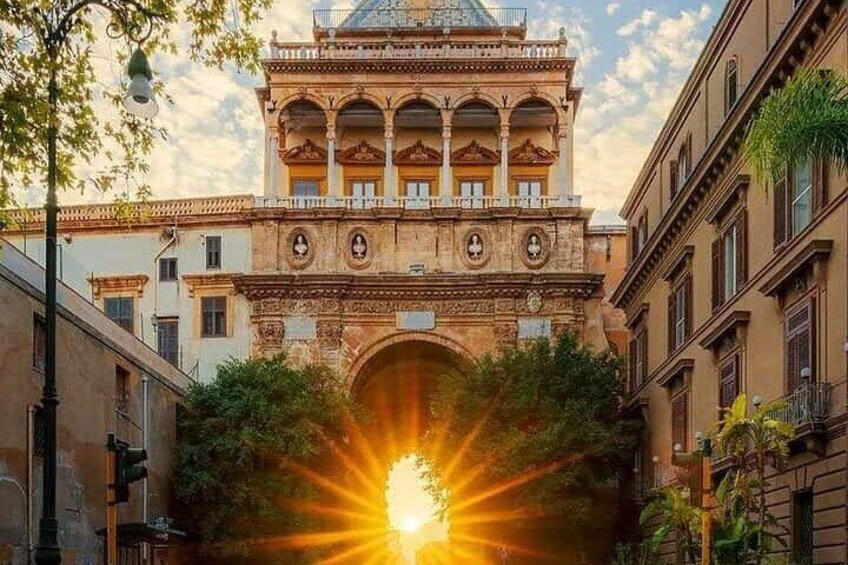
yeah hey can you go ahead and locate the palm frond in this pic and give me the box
[744,67,848,187]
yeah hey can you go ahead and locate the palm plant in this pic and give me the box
[744,67,848,187]
[640,486,702,564]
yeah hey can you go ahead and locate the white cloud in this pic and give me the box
[617,10,657,36]
[606,3,621,16]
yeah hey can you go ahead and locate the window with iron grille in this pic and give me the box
[719,354,740,411]
[201,297,227,338]
[205,235,222,269]
[671,391,689,452]
[33,314,46,373]
[792,490,814,563]
[785,297,815,392]
[115,365,130,412]
[103,297,134,334]
[157,319,179,366]
[159,257,178,282]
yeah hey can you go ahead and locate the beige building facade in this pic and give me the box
[0,238,192,565]
[613,0,848,562]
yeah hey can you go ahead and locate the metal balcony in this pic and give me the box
[313,8,527,31]
[771,381,830,428]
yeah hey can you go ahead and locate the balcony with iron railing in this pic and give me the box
[313,7,527,32]
[254,194,581,211]
[771,380,831,429]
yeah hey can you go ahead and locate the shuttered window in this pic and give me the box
[726,58,739,113]
[201,297,227,338]
[719,354,740,410]
[668,276,692,352]
[157,319,179,366]
[104,297,134,334]
[629,326,648,391]
[712,211,748,310]
[206,235,222,270]
[785,297,815,391]
[672,392,689,452]
[774,158,829,248]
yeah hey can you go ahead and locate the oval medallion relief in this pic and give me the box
[345,228,373,270]
[460,228,491,269]
[285,228,316,270]
[519,227,551,269]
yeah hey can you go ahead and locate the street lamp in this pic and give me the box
[33,3,162,564]
[123,48,159,119]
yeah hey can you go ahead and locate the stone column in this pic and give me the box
[384,122,396,206]
[441,124,452,206]
[263,125,277,199]
[555,131,572,204]
[326,122,338,206]
[498,123,510,206]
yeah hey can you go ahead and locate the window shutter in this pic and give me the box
[629,339,637,392]
[630,226,638,262]
[808,296,817,381]
[684,277,693,340]
[814,158,829,212]
[672,393,688,450]
[736,210,748,287]
[774,173,788,248]
[670,161,678,198]
[640,328,649,386]
[686,136,693,177]
[668,292,677,352]
[711,238,724,311]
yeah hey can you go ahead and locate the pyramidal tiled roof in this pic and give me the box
[341,0,497,29]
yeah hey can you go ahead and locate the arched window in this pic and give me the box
[726,57,739,114]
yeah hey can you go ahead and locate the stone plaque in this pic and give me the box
[518,317,552,339]
[397,311,436,331]
[284,317,317,341]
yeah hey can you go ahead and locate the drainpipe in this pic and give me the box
[142,373,149,525]
[152,223,178,344]
[27,405,35,561]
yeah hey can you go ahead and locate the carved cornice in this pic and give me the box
[89,275,149,299]
[234,273,604,302]
[758,240,833,297]
[182,273,239,298]
[337,140,386,166]
[451,141,499,166]
[262,58,575,76]
[656,358,694,388]
[508,139,556,166]
[612,0,841,310]
[282,139,328,165]
[394,140,442,166]
[699,310,751,351]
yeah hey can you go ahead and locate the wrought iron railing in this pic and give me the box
[254,194,579,210]
[771,381,831,428]
[313,8,527,30]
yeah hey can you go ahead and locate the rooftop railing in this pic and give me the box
[254,194,580,210]
[270,38,566,61]
[313,8,527,31]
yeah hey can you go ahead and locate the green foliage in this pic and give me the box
[173,356,351,558]
[424,334,640,532]
[744,67,848,187]
[610,542,662,565]
[639,486,701,564]
[0,0,271,212]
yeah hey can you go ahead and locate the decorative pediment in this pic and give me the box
[394,140,442,166]
[88,275,149,300]
[509,139,556,166]
[282,139,327,165]
[451,141,499,166]
[338,140,386,166]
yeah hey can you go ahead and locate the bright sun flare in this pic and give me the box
[401,517,423,533]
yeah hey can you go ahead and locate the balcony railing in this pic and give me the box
[313,8,527,31]
[254,195,580,210]
[270,39,566,61]
[771,381,831,428]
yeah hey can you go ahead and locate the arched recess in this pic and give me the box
[508,97,561,203]
[277,98,329,199]
[394,99,443,207]
[450,98,501,204]
[350,333,472,455]
[336,99,387,204]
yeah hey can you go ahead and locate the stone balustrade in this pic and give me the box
[254,194,580,210]
[270,39,567,61]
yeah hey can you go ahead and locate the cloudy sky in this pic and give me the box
[57,0,726,225]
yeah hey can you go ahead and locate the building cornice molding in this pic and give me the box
[88,275,149,299]
[234,272,605,301]
[656,358,695,389]
[612,0,841,310]
[262,57,575,76]
[243,206,593,222]
[182,273,240,298]
[699,310,751,351]
[758,239,834,297]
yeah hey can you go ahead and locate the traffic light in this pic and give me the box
[107,433,148,504]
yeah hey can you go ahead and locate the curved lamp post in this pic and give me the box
[33,3,162,564]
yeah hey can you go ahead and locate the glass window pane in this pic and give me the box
[792,159,813,234]
[724,227,737,299]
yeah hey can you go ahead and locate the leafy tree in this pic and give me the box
[173,356,351,562]
[744,67,848,187]
[0,0,271,219]
[422,334,640,560]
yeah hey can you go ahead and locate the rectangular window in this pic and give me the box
[103,297,134,334]
[159,257,178,282]
[792,158,813,236]
[726,59,739,114]
[205,236,222,270]
[671,391,689,452]
[712,211,747,310]
[293,179,320,209]
[786,297,815,391]
[719,354,740,410]
[33,314,46,372]
[350,180,377,209]
[201,297,227,338]
[723,224,738,300]
[459,180,485,209]
[775,158,828,247]
[115,365,130,412]
[405,181,431,209]
[629,326,648,391]
[792,490,814,563]
[668,276,692,352]
[630,214,649,263]
[157,319,179,366]
[517,179,543,208]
